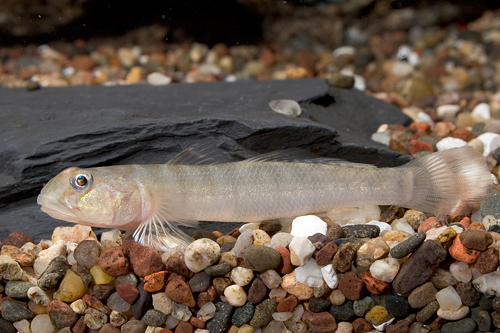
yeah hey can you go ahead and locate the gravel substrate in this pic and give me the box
[2,5,500,333]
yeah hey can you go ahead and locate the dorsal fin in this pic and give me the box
[167,142,231,165]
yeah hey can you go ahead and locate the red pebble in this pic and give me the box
[468,221,485,230]
[189,316,205,329]
[275,246,293,274]
[144,271,168,292]
[352,317,373,333]
[115,284,140,304]
[315,242,338,266]
[474,247,499,274]
[458,217,471,229]
[166,257,192,278]
[99,246,129,277]
[452,128,474,142]
[338,271,364,300]
[126,241,164,277]
[165,275,196,307]
[302,310,337,333]
[418,217,441,233]
[1,232,33,248]
[175,321,194,333]
[277,295,298,312]
[360,271,390,295]
[197,285,217,307]
[410,139,434,155]
[429,316,445,330]
[47,300,79,329]
[82,294,111,314]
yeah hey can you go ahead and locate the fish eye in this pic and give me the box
[70,172,93,191]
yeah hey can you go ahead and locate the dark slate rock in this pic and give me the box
[0,80,411,241]
[332,238,355,247]
[4,281,35,299]
[386,295,411,318]
[353,296,375,317]
[206,302,234,333]
[249,299,277,328]
[1,300,34,321]
[192,230,218,241]
[231,302,254,326]
[441,318,476,333]
[0,318,16,333]
[479,294,493,311]
[330,300,356,321]
[131,282,152,320]
[390,232,426,259]
[471,307,492,332]
[488,224,500,233]
[189,272,212,293]
[392,240,447,295]
[342,225,380,238]
[37,256,69,291]
[220,242,235,253]
[308,297,331,313]
[205,262,231,276]
[481,192,500,218]
[141,309,167,327]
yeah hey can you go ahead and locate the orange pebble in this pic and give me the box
[448,235,481,264]
[468,221,485,230]
[144,271,168,292]
[410,139,434,155]
[418,217,441,233]
[458,217,471,229]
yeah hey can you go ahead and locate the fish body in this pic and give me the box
[38,146,495,250]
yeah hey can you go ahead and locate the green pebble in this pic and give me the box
[249,299,277,328]
[353,296,375,317]
[5,281,35,299]
[232,302,254,326]
[204,262,231,276]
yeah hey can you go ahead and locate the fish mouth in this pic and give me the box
[37,194,81,223]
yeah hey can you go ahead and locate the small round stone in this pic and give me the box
[230,267,254,286]
[480,192,500,218]
[353,296,375,317]
[84,308,107,330]
[243,245,282,271]
[308,297,331,313]
[269,99,302,117]
[232,302,254,326]
[184,238,221,273]
[249,299,277,328]
[386,295,411,318]
[1,300,34,322]
[141,309,167,326]
[205,262,231,276]
[73,239,100,269]
[342,225,380,238]
[330,300,356,321]
[5,281,35,299]
[224,284,248,307]
[441,317,476,333]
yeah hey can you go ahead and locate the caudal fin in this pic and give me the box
[403,146,495,216]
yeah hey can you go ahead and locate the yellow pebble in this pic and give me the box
[253,240,264,246]
[365,305,390,326]
[28,301,47,314]
[212,230,224,238]
[126,66,143,83]
[253,229,271,244]
[53,269,86,302]
[238,324,255,333]
[90,265,115,285]
[435,227,458,247]
[217,235,237,246]
[228,326,239,333]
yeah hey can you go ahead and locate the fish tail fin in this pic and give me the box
[403,146,495,216]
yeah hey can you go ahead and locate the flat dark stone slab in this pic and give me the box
[0,79,412,241]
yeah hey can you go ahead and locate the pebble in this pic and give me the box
[302,310,337,333]
[281,272,313,300]
[73,239,100,269]
[416,300,439,323]
[54,269,86,302]
[449,261,472,282]
[356,237,389,267]
[249,299,276,328]
[84,307,107,329]
[30,314,55,333]
[270,232,293,248]
[120,320,147,333]
[247,278,268,304]
[5,280,34,298]
[232,302,254,326]
[1,232,33,248]
[441,317,477,333]
[321,264,339,289]
[165,275,196,307]
[189,272,211,293]
[309,297,331,313]
[332,242,356,273]
[436,137,468,150]
[449,235,481,263]
[47,300,78,329]
[460,229,493,251]
[436,285,463,310]
[315,241,338,266]
[205,262,231,276]
[224,284,247,307]
[141,309,167,327]
[342,225,380,238]
[268,99,302,117]
[353,296,375,317]
[330,300,356,321]
[472,271,500,297]
[109,311,127,327]
[259,269,281,289]
[127,242,164,277]
[37,255,69,291]
[386,295,411,318]
[431,267,459,289]
[338,271,364,301]
[289,236,315,266]
[99,246,129,277]
[243,245,281,271]
[27,286,51,306]
[437,305,470,321]
[131,282,152,320]
[392,240,447,295]
[481,193,500,218]
[369,257,400,282]
[408,282,437,308]
[390,232,426,258]
[365,305,390,326]
[294,258,323,287]
[360,270,390,295]
[206,302,234,333]
[0,254,25,280]
[230,267,253,286]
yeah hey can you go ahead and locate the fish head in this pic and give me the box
[37,167,143,228]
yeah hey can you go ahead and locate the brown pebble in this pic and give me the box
[83,294,111,314]
[352,317,373,333]
[459,229,493,251]
[277,295,298,312]
[468,221,485,230]
[302,310,337,333]
[99,246,129,277]
[99,323,120,333]
[115,284,139,304]
[474,247,499,274]
[126,242,164,277]
[72,316,87,333]
[166,257,192,278]
[175,321,194,333]
[197,285,217,307]
[338,271,364,300]
[189,316,205,329]
[1,232,33,248]
[326,223,345,240]
[332,242,356,273]
[315,242,338,266]
[165,275,196,307]
[274,246,293,274]
[429,316,445,330]
[247,277,268,304]
[455,282,480,306]
[212,277,231,296]
[385,319,410,333]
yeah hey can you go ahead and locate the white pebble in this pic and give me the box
[146,72,172,86]
[391,218,415,234]
[416,111,433,125]
[292,304,305,322]
[272,312,293,321]
[224,284,247,307]
[184,238,221,273]
[332,46,356,58]
[449,262,472,283]
[390,61,414,77]
[436,137,467,151]
[321,264,339,289]
[233,229,254,258]
[468,138,484,154]
[437,306,469,321]
[370,257,400,282]
[335,321,354,333]
[269,99,302,117]
[477,132,500,156]
[13,319,30,333]
[253,229,271,244]
[482,215,498,230]
[70,299,87,314]
[270,232,294,248]
[290,215,327,237]
[371,131,390,146]
[171,303,191,321]
[107,292,131,313]
[27,286,51,306]
[436,104,461,119]
[33,240,66,276]
[295,258,323,288]
[289,237,315,266]
[260,269,282,289]
[152,292,174,315]
[31,314,56,333]
[471,102,491,122]
[436,286,462,310]
[472,271,500,297]
[66,242,78,265]
[230,267,254,286]
[197,302,216,321]
[100,229,121,243]
[165,315,180,330]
